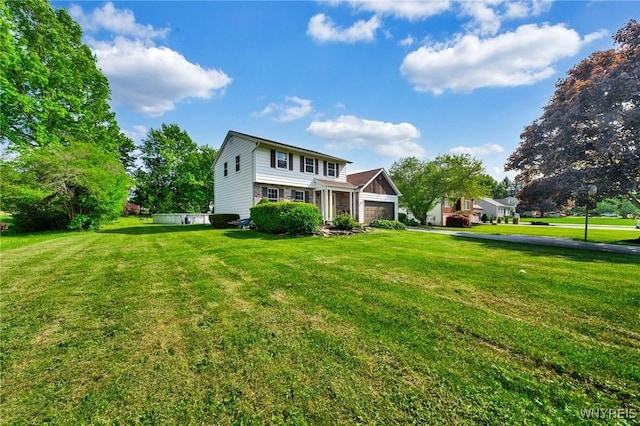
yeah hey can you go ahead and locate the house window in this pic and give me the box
[443,198,450,207]
[305,158,315,173]
[327,162,336,177]
[294,190,305,202]
[223,162,228,177]
[235,155,240,172]
[464,200,471,210]
[267,188,279,202]
[276,151,288,169]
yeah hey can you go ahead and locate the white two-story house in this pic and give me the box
[213,131,401,224]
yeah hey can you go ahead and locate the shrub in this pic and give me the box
[481,213,489,223]
[332,213,359,230]
[445,214,471,228]
[250,202,298,234]
[283,204,323,235]
[123,202,141,216]
[398,212,420,226]
[68,214,94,231]
[369,219,407,230]
[504,216,510,224]
[209,213,240,229]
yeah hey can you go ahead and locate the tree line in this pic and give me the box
[0,0,215,232]
[2,0,637,232]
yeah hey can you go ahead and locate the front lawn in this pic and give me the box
[439,223,640,245]
[1,218,638,424]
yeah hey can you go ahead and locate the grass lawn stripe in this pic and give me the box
[1,219,638,424]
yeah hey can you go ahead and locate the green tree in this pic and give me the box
[133,124,216,213]
[390,154,488,225]
[0,0,134,166]
[1,141,132,231]
[506,20,640,208]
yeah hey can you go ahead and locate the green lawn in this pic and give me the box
[439,223,640,245]
[521,216,637,226]
[1,218,639,424]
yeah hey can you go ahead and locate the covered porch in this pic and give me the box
[314,179,358,223]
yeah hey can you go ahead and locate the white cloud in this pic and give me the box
[401,23,603,94]
[348,0,451,20]
[69,3,232,117]
[450,143,505,156]
[254,96,313,122]
[307,115,425,158]
[307,13,381,43]
[399,35,416,47]
[460,0,553,36]
[123,125,147,143]
[69,2,169,41]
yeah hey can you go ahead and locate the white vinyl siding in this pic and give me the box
[254,147,348,188]
[213,136,255,218]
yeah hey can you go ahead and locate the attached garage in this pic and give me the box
[364,200,394,223]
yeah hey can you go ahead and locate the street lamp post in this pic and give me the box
[581,185,597,242]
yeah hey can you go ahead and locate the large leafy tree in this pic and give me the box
[1,141,132,231]
[506,20,640,208]
[390,154,488,224]
[0,0,134,166]
[133,124,216,213]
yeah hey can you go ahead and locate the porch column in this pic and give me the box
[349,192,354,218]
[328,189,333,221]
[321,189,327,221]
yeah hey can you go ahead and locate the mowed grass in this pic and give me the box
[439,223,640,245]
[1,218,639,424]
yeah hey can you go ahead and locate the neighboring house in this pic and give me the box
[426,196,483,226]
[213,131,401,223]
[477,197,519,219]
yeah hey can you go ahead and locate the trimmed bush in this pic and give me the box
[332,213,359,230]
[209,213,240,229]
[284,204,323,235]
[68,214,94,231]
[123,202,141,216]
[445,214,471,228]
[250,202,298,234]
[481,213,489,223]
[369,219,407,230]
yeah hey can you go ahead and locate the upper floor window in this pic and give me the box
[327,162,336,177]
[235,155,240,172]
[277,151,288,169]
[443,198,450,208]
[223,162,228,177]
[305,157,315,173]
[464,200,471,210]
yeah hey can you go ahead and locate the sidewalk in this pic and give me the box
[408,228,640,255]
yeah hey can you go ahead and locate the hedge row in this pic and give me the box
[369,219,406,230]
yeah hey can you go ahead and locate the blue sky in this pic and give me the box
[54,1,637,178]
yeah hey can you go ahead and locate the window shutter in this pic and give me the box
[278,188,283,201]
[289,153,293,170]
[262,187,267,198]
[300,155,305,172]
[336,164,340,177]
[323,161,327,176]
[291,189,296,198]
[305,191,309,202]
[270,150,276,168]
[315,159,319,175]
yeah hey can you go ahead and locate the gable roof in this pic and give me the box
[347,168,402,196]
[214,130,351,167]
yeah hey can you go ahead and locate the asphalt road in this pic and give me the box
[409,227,640,256]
